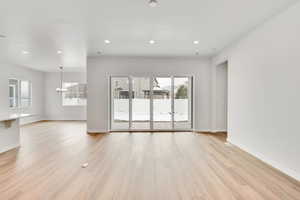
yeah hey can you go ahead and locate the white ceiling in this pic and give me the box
[0,0,298,71]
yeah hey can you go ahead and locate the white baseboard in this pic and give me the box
[20,117,44,125]
[45,117,87,121]
[87,129,109,134]
[0,143,20,154]
[193,129,212,132]
[21,118,87,125]
[193,129,227,133]
[228,137,300,182]
[212,129,227,133]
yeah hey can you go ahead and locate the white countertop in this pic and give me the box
[0,114,32,122]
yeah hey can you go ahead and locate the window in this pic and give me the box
[8,79,32,108]
[62,82,87,106]
[20,80,32,108]
[9,79,19,108]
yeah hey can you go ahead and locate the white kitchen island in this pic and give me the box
[0,114,31,154]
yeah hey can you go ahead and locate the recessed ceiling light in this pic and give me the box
[149,40,155,44]
[149,0,158,7]
[57,50,63,54]
[193,40,199,44]
[104,40,111,44]
[22,51,29,54]
[0,34,6,39]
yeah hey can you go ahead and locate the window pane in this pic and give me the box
[20,80,31,107]
[9,79,18,108]
[153,77,172,129]
[131,77,150,129]
[62,82,87,106]
[21,81,29,98]
[111,77,130,130]
[174,77,192,129]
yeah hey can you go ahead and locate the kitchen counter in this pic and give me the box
[0,113,32,154]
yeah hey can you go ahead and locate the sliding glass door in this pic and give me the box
[173,77,192,129]
[152,77,173,130]
[131,77,151,130]
[111,77,130,130]
[110,76,193,131]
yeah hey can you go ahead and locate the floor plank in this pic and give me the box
[0,121,299,200]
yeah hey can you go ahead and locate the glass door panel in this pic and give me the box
[174,77,192,129]
[110,76,193,131]
[131,77,151,129]
[111,77,130,130]
[152,77,172,130]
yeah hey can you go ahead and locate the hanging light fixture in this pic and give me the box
[149,0,158,7]
[56,66,68,93]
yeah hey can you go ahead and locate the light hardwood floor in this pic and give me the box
[0,121,299,200]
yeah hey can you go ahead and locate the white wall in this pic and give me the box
[44,72,86,120]
[87,56,212,133]
[0,63,45,124]
[0,63,86,122]
[213,2,300,180]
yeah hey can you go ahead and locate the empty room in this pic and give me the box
[0,0,300,199]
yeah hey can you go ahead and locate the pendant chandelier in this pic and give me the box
[149,0,158,7]
[56,66,67,93]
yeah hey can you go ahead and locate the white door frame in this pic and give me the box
[109,75,193,132]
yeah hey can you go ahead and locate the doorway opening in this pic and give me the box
[110,76,193,131]
[216,61,228,133]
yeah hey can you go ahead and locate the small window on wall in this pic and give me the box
[20,80,32,108]
[62,82,87,106]
[9,79,19,108]
[8,79,32,108]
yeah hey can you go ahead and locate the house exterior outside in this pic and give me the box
[113,78,170,99]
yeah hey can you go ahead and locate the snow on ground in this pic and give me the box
[113,99,188,121]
